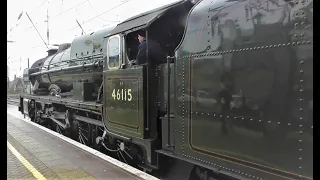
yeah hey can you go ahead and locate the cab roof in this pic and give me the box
[106,0,187,37]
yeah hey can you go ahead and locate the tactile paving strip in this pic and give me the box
[7,119,95,180]
[7,146,35,180]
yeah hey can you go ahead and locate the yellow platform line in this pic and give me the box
[7,141,47,180]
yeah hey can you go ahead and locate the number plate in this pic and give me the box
[105,77,140,130]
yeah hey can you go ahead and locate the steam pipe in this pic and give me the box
[96,82,103,103]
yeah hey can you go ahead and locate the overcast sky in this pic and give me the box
[7,0,180,80]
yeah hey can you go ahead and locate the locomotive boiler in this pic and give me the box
[27,26,115,96]
[18,0,313,180]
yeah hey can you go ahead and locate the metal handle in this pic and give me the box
[166,56,174,148]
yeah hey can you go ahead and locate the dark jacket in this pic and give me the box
[136,39,166,65]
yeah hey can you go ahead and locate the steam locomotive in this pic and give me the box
[18,0,313,179]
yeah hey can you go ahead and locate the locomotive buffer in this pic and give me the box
[7,105,158,180]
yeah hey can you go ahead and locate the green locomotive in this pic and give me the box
[19,0,313,179]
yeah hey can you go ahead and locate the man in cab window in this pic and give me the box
[131,30,166,66]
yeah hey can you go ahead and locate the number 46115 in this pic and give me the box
[112,89,132,101]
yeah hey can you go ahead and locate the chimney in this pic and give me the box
[47,49,58,56]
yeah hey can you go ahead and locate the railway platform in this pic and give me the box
[7,105,158,180]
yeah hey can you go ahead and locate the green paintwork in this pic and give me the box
[103,67,146,139]
[73,82,95,101]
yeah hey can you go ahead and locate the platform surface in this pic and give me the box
[7,105,154,180]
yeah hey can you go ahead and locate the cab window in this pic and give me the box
[107,35,121,69]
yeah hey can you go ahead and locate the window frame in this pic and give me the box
[107,34,121,70]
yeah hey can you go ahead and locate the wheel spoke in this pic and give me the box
[123,150,133,160]
[78,135,82,144]
[57,125,62,134]
[79,134,85,144]
[119,151,128,164]
[79,127,89,133]
[79,131,88,141]
[73,120,91,146]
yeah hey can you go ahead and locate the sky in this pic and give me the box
[7,0,180,80]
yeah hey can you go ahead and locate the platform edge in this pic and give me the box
[7,109,160,180]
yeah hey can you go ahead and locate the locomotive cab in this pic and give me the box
[102,0,195,167]
[123,1,193,65]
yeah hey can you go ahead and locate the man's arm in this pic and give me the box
[136,42,147,65]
